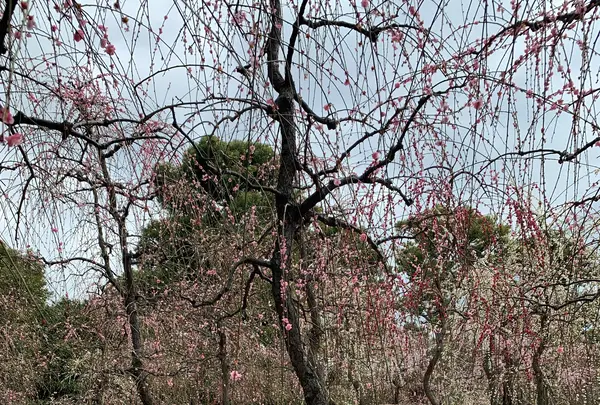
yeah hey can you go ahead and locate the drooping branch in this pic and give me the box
[315,214,389,274]
[300,173,412,218]
[285,0,310,82]
[182,257,272,308]
[298,15,423,42]
[241,264,272,320]
[476,0,600,58]
[295,95,338,130]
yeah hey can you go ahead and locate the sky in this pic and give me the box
[0,0,599,299]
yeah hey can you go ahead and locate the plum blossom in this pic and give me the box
[1,107,14,124]
[361,0,369,8]
[26,15,35,30]
[105,43,116,55]
[472,98,483,109]
[360,233,368,242]
[282,317,292,331]
[6,133,23,147]
[74,29,84,42]
[230,370,242,381]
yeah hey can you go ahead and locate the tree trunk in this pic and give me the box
[532,342,548,405]
[97,148,155,405]
[264,0,330,401]
[533,314,549,405]
[124,254,154,405]
[269,82,330,405]
[423,321,445,405]
[217,322,230,405]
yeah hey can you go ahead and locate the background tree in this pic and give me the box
[1,0,600,404]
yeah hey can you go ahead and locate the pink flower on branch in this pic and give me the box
[26,15,35,30]
[73,29,84,42]
[5,133,23,147]
[471,98,484,109]
[230,370,242,381]
[105,43,116,55]
[1,107,14,124]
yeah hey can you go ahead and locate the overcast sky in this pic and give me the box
[0,0,599,298]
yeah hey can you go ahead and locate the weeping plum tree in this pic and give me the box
[2,0,600,404]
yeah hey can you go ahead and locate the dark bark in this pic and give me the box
[217,322,230,405]
[423,321,445,405]
[348,359,368,405]
[482,346,499,405]
[267,42,330,405]
[483,335,503,405]
[0,0,17,55]
[393,378,401,404]
[124,284,154,405]
[502,351,515,405]
[532,314,549,405]
[264,0,331,402]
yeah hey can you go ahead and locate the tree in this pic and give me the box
[3,0,600,404]
[0,242,47,403]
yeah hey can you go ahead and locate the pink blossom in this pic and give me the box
[282,317,292,331]
[1,108,14,124]
[557,346,564,354]
[323,103,330,112]
[100,37,107,48]
[20,1,27,9]
[361,0,369,8]
[230,370,242,381]
[6,133,23,147]
[51,24,58,32]
[472,98,483,109]
[360,233,368,242]
[105,43,116,55]
[14,31,22,39]
[73,29,84,42]
[372,151,380,160]
[26,15,35,30]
